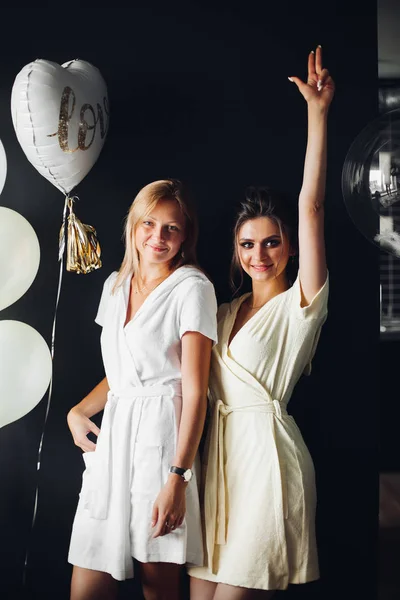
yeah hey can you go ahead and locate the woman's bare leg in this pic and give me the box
[190,576,217,600]
[139,562,183,600]
[70,566,118,600]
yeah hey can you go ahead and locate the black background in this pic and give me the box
[0,2,379,599]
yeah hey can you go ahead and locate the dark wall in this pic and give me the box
[380,340,399,471]
[0,2,379,599]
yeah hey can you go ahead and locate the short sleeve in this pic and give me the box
[288,273,329,375]
[302,321,326,376]
[289,272,329,321]
[95,272,118,327]
[217,302,230,323]
[179,278,218,344]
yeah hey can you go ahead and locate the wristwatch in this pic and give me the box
[169,466,193,482]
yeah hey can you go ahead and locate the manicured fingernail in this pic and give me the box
[310,50,315,54]
[318,44,322,48]
[288,77,294,82]
[317,80,322,90]
[151,521,155,527]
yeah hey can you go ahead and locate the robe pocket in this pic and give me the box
[280,459,289,520]
[132,444,163,502]
[79,451,96,503]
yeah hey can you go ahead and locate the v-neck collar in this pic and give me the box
[122,265,189,331]
[225,286,291,351]
[226,293,251,350]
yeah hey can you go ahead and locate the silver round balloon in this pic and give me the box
[342,108,400,257]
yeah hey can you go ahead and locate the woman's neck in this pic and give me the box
[137,261,172,284]
[250,272,289,308]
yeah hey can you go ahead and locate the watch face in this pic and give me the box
[183,469,193,482]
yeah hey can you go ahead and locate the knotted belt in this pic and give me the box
[204,398,288,573]
[83,383,182,520]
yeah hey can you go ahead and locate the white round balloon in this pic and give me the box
[0,207,40,311]
[11,58,109,195]
[0,320,52,428]
[0,139,6,195]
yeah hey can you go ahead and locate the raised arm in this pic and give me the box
[289,46,335,305]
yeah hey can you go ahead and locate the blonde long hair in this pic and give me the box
[113,179,199,292]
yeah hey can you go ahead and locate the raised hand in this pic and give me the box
[289,46,335,109]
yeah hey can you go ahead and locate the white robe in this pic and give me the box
[189,274,328,590]
[68,266,218,581]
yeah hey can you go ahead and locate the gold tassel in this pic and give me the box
[59,197,102,274]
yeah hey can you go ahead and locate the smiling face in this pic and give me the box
[134,197,186,267]
[237,216,292,283]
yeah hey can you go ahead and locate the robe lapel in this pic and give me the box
[119,276,143,388]
[118,266,207,390]
[211,301,273,404]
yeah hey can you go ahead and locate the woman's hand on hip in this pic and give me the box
[151,477,186,538]
[67,406,100,453]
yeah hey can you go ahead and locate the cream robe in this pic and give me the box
[189,274,328,590]
[68,266,217,581]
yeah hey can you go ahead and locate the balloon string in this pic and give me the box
[22,195,69,587]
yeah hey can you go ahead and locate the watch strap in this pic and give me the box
[169,466,186,477]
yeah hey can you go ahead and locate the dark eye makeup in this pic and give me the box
[239,236,281,249]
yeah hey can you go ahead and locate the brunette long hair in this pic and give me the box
[230,186,298,295]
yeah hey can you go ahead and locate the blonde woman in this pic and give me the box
[189,47,335,599]
[67,180,217,600]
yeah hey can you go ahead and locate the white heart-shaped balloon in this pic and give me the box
[11,59,109,195]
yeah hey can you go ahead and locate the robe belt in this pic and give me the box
[84,383,182,520]
[206,398,287,572]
